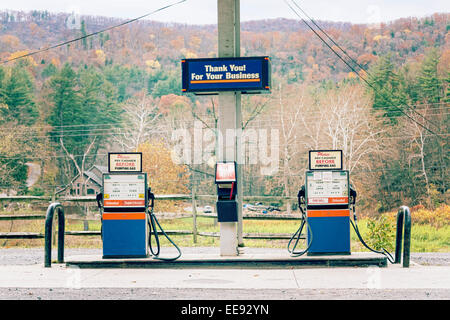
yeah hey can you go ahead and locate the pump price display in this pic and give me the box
[306,171,349,205]
[103,174,146,207]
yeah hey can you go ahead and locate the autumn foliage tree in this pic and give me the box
[137,139,189,212]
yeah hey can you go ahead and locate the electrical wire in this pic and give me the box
[288,0,443,131]
[0,0,187,65]
[284,0,443,137]
[288,0,444,132]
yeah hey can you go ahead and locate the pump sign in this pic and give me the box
[306,171,349,205]
[103,174,146,208]
[309,150,342,170]
[108,153,142,172]
[182,57,271,93]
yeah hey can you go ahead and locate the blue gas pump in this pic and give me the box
[288,150,396,261]
[100,172,149,258]
[289,150,351,256]
[305,170,351,255]
[96,153,181,260]
[288,170,351,256]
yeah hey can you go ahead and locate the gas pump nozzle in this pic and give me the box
[96,192,103,210]
[297,185,306,217]
[147,188,155,210]
[349,184,357,220]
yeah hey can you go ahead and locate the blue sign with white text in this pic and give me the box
[181,56,271,93]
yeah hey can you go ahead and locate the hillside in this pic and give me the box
[0,9,448,212]
[0,10,448,83]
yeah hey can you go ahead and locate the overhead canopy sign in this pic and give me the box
[181,56,271,93]
[108,152,142,173]
[309,150,343,170]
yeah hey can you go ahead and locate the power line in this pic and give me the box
[289,0,444,132]
[0,0,187,65]
[290,0,444,131]
[284,0,443,137]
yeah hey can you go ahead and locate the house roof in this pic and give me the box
[55,164,108,194]
[84,170,102,186]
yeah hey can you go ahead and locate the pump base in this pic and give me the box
[307,252,351,256]
[67,251,387,269]
[102,255,149,259]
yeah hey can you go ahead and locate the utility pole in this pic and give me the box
[217,0,243,255]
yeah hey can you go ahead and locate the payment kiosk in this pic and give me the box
[215,161,238,223]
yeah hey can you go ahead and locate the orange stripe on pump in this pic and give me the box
[307,209,350,217]
[103,213,146,220]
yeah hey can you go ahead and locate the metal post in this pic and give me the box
[44,203,64,267]
[402,206,411,268]
[395,206,412,267]
[192,183,198,244]
[394,209,404,264]
[217,0,242,255]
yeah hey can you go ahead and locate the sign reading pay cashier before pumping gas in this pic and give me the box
[182,57,271,93]
[108,152,142,173]
[309,150,343,170]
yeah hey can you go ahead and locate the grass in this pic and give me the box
[0,211,448,252]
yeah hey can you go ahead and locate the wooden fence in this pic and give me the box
[0,195,302,242]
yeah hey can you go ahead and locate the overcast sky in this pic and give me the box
[1,0,449,25]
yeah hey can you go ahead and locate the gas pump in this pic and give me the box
[96,152,181,260]
[305,170,352,255]
[288,170,352,256]
[288,150,395,262]
[100,172,149,258]
[215,162,238,223]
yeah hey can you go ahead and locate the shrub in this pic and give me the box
[384,204,449,228]
[366,215,395,251]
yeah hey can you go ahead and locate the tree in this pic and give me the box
[0,63,38,125]
[137,139,189,212]
[366,55,407,123]
[114,91,161,151]
[80,20,88,50]
[417,48,443,104]
[47,64,121,187]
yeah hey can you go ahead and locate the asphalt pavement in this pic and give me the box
[0,248,449,300]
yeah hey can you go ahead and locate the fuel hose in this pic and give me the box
[350,207,395,263]
[287,204,313,257]
[147,191,182,261]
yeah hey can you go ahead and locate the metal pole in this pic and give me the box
[217,0,241,255]
[395,208,404,264]
[402,206,411,268]
[192,182,198,244]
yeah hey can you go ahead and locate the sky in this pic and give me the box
[1,0,449,25]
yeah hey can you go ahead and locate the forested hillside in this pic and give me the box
[0,10,448,213]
